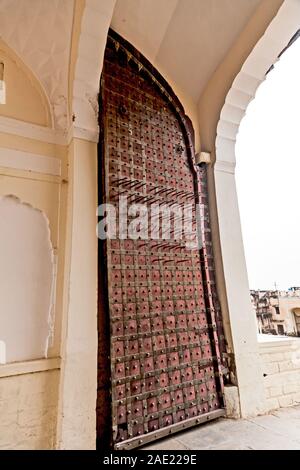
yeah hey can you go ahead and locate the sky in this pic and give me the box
[235,37,300,291]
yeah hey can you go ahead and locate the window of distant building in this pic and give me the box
[274,306,280,315]
[0,62,5,104]
[277,324,284,335]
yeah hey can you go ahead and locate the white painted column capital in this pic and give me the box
[72,0,117,143]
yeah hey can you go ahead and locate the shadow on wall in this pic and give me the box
[0,195,55,363]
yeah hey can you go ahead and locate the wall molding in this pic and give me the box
[0,357,61,378]
[0,116,100,145]
[0,115,67,145]
[0,146,61,176]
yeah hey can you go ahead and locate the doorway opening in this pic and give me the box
[96,30,227,449]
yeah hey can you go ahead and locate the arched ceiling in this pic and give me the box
[0,0,276,137]
[0,0,74,130]
[111,0,261,103]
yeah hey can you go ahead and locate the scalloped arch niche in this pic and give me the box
[0,196,55,363]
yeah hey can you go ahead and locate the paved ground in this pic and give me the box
[142,405,300,450]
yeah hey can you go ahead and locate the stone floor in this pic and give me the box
[142,405,300,450]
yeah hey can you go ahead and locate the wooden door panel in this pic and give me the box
[97,30,227,450]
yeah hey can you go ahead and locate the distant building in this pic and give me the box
[251,288,300,336]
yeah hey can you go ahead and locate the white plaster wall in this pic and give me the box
[214,160,267,417]
[0,195,54,363]
[0,367,59,449]
[259,337,300,411]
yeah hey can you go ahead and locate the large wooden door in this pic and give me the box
[97,30,227,450]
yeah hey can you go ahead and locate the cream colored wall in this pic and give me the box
[0,40,68,449]
[0,362,60,450]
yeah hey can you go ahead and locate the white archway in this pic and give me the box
[215,0,300,417]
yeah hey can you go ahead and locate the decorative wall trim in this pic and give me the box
[0,167,61,185]
[0,116,67,145]
[0,357,61,378]
[0,147,61,176]
[0,116,101,145]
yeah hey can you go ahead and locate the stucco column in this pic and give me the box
[214,149,266,417]
[57,138,98,449]
[57,0,116,449]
